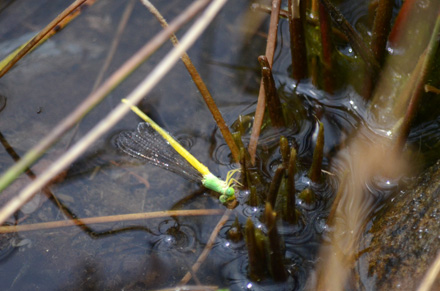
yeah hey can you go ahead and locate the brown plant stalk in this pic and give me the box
[248,0,282,165]
[179,209,232,285]
[0,209,224,233]
[140,0,239,163]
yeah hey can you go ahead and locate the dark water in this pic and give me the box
[0,0,429,290]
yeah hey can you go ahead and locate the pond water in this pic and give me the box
[0,0,432,290]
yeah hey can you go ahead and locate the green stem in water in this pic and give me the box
[267,165,286,208]
[264,202,288,281]
[245,218,267,281]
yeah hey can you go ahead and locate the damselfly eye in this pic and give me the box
[225,187,235,198]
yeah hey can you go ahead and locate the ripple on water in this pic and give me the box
[153,221,196,253]
[222,255,297,291]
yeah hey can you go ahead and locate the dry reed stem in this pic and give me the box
[179,209,232,285]
[0,0,226,225]
[140,0,240,163]
[248,0,281,165]
[0,0,207,194]
[0,0,89,78]
[0,209,224,233]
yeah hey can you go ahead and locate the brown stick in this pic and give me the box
[0,209,224,233]
[248,0,282,165]
[140,0,240,163]
[318,1,334,94]
[179,209,232,285]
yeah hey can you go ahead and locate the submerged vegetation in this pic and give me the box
[0,0,439,290]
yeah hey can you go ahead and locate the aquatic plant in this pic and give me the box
[0,0,439,290]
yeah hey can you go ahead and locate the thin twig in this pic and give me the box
[248,0,281,165]
[139,0,240,163]
[0,0,226,225]
[0,209,224,233]
[0,0,208,195]
[179,209,232,285]
[0,0,89,78]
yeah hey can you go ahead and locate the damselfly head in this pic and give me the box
[219,187,235,204]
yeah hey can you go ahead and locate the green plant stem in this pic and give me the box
[259,55,285,128]
[245,217,267,281]
[279,136,290,168]
[267,165,286,207]
[286,147,297,223]
[318,0,380,73]
[265,202,287,281]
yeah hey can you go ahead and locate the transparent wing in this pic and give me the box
[115,122,202,182]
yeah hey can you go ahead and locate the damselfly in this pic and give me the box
[115,100,239,203]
